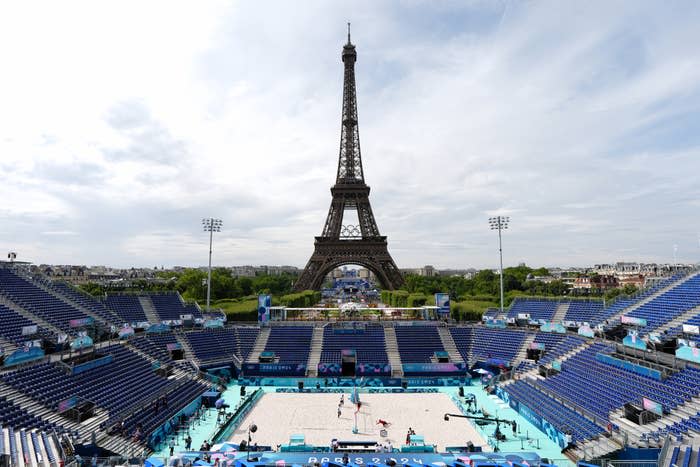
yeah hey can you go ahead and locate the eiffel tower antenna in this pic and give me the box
[295,28,404,291]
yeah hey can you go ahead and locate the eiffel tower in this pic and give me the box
[295,26,404,291]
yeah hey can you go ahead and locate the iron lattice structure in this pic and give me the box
[295,28,404,291]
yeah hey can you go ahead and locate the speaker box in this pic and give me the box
[298,381,304,390]
[458,386,464,397]
[240,386,246,397]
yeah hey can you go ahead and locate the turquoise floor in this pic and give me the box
[152,384,244,457]
[151,383,574,467]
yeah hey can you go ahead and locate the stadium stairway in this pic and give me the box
[513,332,536,364]
[552,303,570,322]
[246,327,271,363]
[569,435,623,462]
[0,295,63,337]
[437,326,464,364]
[173,333,198,366]
[306,325,325,377]
[0,380,108,444]
[138,297,160,324]
[606,271,700,324]
[383,326,403,377]
[98,432,149,458]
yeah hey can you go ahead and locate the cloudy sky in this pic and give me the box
[1,1,700,269]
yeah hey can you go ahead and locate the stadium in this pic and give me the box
[1,260,700,467]
[2,4,699,467]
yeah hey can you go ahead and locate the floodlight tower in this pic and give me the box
[489,216,510,315]
[202,218,222,314]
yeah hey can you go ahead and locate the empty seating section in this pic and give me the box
[0,304,48,345]
[0,269,92,333]
[120,378,208,441]
[236,327,259,361]
[1,426,58,467]
[507,299,557,321]
[50,282,120,325]
[471,328,526,364]
[592,273,687,325]
[483,308,500,319]
[0,397,63,433]
[129,333,179,363]
[536,335,585,366]
[563,301,604,323]
[104,295,148,324]
[626,275,700,333]
[263,326,313,364]
[0,345,173,424]
[184,328,238,363]
[319,325,388,364]
[150,294,202,321]
[449,327,473,363]
[395,326,445,363]
[537,343,700,419]
[505,381,605,442]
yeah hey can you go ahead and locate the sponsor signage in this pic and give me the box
[435,293,450,315]
[402,363,467,375]
[683,324,700,335]
[620,315,647,327]
[642,397,664,416]
[69,317,94,328]
[258,294,271,323]
[21,325,38,336]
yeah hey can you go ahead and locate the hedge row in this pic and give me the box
[279,290,321,308]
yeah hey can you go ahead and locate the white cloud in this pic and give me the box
[1,1,699,269]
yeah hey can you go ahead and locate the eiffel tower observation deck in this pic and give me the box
[294,25,404,291]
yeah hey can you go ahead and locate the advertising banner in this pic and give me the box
[676,345,700,364]
[242,363,306,376]
[620,315,647,327]
[485,319,507,329]
[683,324,700,335]
[69,317,94,328]
[70,335,94,350]
[578,325,595,338]
[21,325,38,336]
[258,294,271,323]
[402,362,467,375]
[118,325,134,339]
[623,330,647,351]
[529,342,545,350]
[435,293,450,315]
[642,397,664,416]
[58,397,78,413]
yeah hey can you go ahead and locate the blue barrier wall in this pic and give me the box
[72,355,114,376]
[595,353,662,381]
[496,387,567,449]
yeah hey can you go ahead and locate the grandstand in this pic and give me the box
[2,263,700,467]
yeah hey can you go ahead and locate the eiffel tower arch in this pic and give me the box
[294,26,404,291]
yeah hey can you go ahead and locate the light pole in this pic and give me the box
[489,216,510,315]
[202,218,222,314]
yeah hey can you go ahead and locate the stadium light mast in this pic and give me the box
[489,216,510,315]
[202,218,222,314]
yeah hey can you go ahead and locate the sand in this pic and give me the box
[229,392,488,452]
